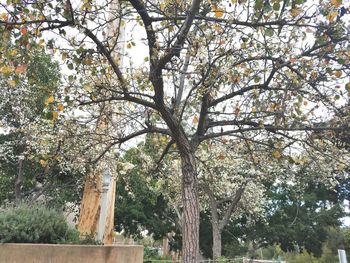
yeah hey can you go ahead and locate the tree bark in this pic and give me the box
[212,223,222,259]
[15,158,24,204]
[207,187,223,259]
[180,151,199,263]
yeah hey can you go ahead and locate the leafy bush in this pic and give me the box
[143,246,173,262]
[144,246,159,261]
[77,233,103,245]
[0,205,79,244]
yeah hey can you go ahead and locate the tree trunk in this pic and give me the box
[180,152,199,263]
[212,223,222,259]
[15,158,24,204]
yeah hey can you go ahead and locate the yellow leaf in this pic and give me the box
[0,66,14,74]
[290,8,302,17]
[212,5,224,18]
[215,8,224,18]
[152,137,158,144]
[39,159,47,167]
[337,163,345,171]
[61,52,68,61]
[83,84,92,92]
[57,104,64,111]
[269,102,279,111]
[160,3,166,11]
[127,42,132,49]
[45,96,55,104]
[213,24,222,32]
[7,79,16,87]
[334,70,342,78]
[275,141,283,149]
[345,83,350,91]
[15,64,28,74]
[327,11,338,22]
[10,49,18,56]
[34,28,40,36]
[193,115,199,124]
[52,111,59,119]
[38,39,45,48]
[272,150,281,159]
[85,58,93,65]
[311,71,317,79]
[0,13,8,20]
[331,0,342,8]
[251,106,257,113]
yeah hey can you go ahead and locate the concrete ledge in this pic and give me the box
[0,243,144,263]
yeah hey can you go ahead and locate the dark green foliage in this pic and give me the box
[115,145,177,241]
[0,205,77,244]
[115,173,174,239]
[243,181,345,257]
[199,211,213,259]
[115,137,184,253]
[197,179,347,259]
[143,247,160,262]
[143,247,173,263]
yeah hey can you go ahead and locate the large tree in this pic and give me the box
[1,0,349,261]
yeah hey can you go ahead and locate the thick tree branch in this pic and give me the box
[219,187,245,230]
[153,139,176,171]
[157,0,202,68]
[127,0,158,65]
[201,124,347,142]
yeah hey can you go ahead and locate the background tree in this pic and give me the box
[197,141,267,259]
[1,0,349,261]
[0,33,85,208]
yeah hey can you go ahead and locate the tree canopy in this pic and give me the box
[0,0,349,261]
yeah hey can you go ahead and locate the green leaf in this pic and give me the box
[294,0,305,5]
[273,2,281,11]
[263,0,272,12]
[255,0,264,10]
[265,28,274,37]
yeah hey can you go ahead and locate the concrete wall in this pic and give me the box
[0,244,143,263]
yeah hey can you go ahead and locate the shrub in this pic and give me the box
[0,204,78,244]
